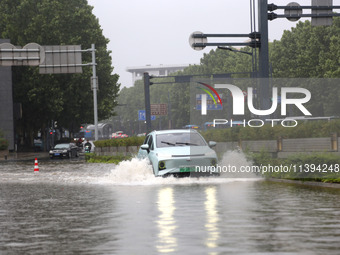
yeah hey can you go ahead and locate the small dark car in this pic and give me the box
[49,143,79,159]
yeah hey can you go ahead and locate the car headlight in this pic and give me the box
[63,150,68,153]
[49,150,53,154]
[158,161,166,170]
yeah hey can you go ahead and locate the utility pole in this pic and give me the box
[143,72,152,133]
[91,44,99,141]
[258,0,270,116]
[258,0,269,79]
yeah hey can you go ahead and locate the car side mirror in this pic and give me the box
[141,144,149,150]
[208,141,216,148]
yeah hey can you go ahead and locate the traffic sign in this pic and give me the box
[0,42,45,66]
[312,0,333,26]
[150,104,168,115]
[189,31,207,51]
[138,110,156,121]
[284,2,302,22]
[39,45,82,74]
[196,94,223,110]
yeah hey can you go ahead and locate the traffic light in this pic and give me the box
[144,72,153,86]
[312,0,333,26]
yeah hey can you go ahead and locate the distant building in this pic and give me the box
[126,64,190,85]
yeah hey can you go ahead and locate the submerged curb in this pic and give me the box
[266,178,340,189]
[0,152,50,162]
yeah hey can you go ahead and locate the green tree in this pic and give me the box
[270,18,340,117]
[270,18,340,78]
[200,47,254,76]
[0,0,119,146]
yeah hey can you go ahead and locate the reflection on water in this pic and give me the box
[156,187,177,253]
[0,182,119,254]
[1,160,340,254]
[205,186,219,252]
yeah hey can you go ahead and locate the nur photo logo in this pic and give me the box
[195,81,312,128]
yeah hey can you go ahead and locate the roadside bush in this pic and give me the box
[85,153,131,164]
[0,138,8,150]
[94,136,145,148]
[251,152,340,183]
[0,130,8,150]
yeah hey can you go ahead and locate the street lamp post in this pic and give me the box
[91,44,99,141]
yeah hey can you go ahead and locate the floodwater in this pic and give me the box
[0,152,340,254]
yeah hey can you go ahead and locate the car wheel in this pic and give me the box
[68,151,72,158]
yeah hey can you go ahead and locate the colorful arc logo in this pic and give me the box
[197,82,222,106]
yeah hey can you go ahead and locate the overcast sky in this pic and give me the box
[87,0,339,87]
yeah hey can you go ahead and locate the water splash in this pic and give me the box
[218,150,258,178]
[104,150,260,186]
[107,157,156,184]
[0,151,260,186]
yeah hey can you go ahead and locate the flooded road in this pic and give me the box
[0,153,340,254]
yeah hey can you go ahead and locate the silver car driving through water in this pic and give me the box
[138,129,218,177]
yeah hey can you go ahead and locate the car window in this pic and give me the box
[156,133,206,148]
[143,135,150,145]
[54,144,69,149]
[147,135,154,150]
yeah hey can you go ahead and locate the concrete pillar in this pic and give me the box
[0,39,14,151]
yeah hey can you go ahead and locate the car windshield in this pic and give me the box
[156,133,207,148]
[54,144,69,149]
